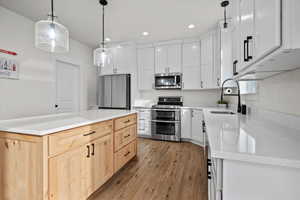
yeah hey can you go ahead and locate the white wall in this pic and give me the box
[0,6,97,120]
[243,69,300,116]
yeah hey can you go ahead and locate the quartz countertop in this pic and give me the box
[0,109,137,136]
[203,108,300,169]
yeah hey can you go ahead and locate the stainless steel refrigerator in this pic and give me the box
[98,74,131,110]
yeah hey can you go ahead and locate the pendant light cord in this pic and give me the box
[102,5,105,47]
[51,0,54,22]
[224,7,227,27]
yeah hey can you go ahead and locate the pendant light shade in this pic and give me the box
[93,0,112,67]
[35,0,69,53]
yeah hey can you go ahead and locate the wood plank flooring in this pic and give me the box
[89,138,207,200]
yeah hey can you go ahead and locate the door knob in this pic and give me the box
[55,104,58,108]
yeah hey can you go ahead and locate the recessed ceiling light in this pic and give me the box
[105,37,111,42]
[142,32,149,36]
[188,24,195,29]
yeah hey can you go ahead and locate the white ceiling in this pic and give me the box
[0,0,223,47]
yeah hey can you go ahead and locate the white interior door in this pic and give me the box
[56,60,80,113]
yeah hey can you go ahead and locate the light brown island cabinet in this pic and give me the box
[0,113,137,200]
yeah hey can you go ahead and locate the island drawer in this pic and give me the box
[49,120,113,157]
[114,125,137,152]
[114,114,137,131]
[114,140,136,172]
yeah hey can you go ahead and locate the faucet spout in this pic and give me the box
[220,78,242,113]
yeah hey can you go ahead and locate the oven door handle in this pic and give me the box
[151,109,181,111]
[151,120,180,123]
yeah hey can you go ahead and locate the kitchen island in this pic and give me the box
[0,109,137,200]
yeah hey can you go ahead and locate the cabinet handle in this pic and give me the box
[124,119,130,124]
[247,36,253,60]
[233,60,238,76]
[124,134,131,138]
[124,151,131,157]
[83,131,96,136]
[217,78,220,87]
[207,159,212,179]
[244,39,249,62]
[91,143,95,156]
[86,145,90,158]
[201,81,203,88]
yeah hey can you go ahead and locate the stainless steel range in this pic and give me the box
[151,96,183,142]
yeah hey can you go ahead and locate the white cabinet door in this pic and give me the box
[254,0,281,60]
[113,46,134,74]
[155,46,168,73]
[167,44,182,73]
[239,0,254,72]
[231,0,241,76]
[182,42,202,90]
[191,109,203,144]
[138,47,155,90]
[201,34,214,89]
[137,109,151,136]
[181,108,192,139]
[212,30,221,88]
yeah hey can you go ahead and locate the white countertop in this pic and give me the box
[0,109,137,136]
[203,108,300,169]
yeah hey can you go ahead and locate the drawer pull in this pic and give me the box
[124,119,130,124]
[83,131,96,136]
[86,145,90,158]
[91,143,95,156]
[124,151,131,157]
[124,134,131,138]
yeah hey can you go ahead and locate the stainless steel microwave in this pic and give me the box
[154,73,182,90]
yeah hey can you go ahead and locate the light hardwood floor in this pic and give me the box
[89,138,207,200]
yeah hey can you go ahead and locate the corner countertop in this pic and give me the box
[203,108,300,169]
[0,109,137,136]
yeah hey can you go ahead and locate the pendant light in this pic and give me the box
[94,0,112,67]
[35,0,69,53]
[221,1,230,29]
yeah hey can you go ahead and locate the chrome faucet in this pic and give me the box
[220,78,242,113]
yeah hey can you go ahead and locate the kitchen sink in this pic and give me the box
[210,111,236,115]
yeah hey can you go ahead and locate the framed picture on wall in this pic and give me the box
[0,49,19,80]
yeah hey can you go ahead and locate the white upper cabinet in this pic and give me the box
[200,33,214,89]
[254,0,281,59]
[100,45,135,75]
[212,29,221,88]
[155,42,182,74]
[229,0,241,75]
[167,44,182,73]
[239,0,255,71]
[237,0,281,73]
[182,42,202,90]
[137,47,155,90]
[114,45,135,74]
[155,46,168,73]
